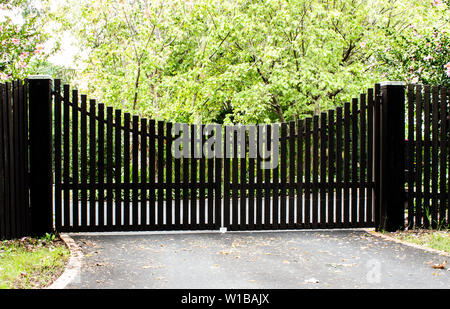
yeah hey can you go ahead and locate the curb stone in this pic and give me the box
[47,234,83,289]
[365,229,450,258]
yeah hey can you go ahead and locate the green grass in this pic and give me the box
[389,230,450,253]
[0,236,69,289]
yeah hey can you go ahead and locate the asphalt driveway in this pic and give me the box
[66,230,449,289]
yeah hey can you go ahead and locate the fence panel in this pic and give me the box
[406,85,449,228]
[0,81,30,240]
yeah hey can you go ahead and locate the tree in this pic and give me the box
[51,0,448,124]
[0,0,49,81]
[375,0,449,87]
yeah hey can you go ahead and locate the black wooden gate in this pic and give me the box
[50,79,383,232]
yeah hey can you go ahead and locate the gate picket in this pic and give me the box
[97,103,105,228]
[280,122,287,229]
[123,113,131,227]
[288,121,295,228]
[115,109,122,227]
[106,107,114,228]
[327,109,335,228]
[312,116,319,228]
[359,94,366,225]
[351,98,358,226]
[439,87,447,224]
[296,119,304,228]
[166,122,172,228]
[335,107,343,228]
[320,113,327,228]
[304,118,311,228]
[423,86,431,228]
[80,95,88,227]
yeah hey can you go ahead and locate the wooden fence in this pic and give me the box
[405,85,449,228]
[0,81,30,239]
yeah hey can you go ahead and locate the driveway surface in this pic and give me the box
[66,230,449,289]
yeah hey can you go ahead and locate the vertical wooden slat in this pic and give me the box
[279,122,287,229]
[374,84,381,228]
[272,125,279,229]
[343,102,351,227]
[18,80,27,235]
[207,127,215,229]
[320,113,327,228]
[359,94,366,226]
[231,129,239,230]
[335,107,343,227]
[248,126,255,229]
[89,100,96,228]
[115,110,122,227]
[199,124,206,229]
[264,125,271,229]
[13,81,23,235]
[367,89,374,225]
[5,83,13,237]
[439,87,447,225]
[13,81,20,235]
[239,128,247,230]
[123,113,131,227]
[296,119,304,227]
[351,98,358,226]
[141,118,148,227]
[288,121,295,228]
[312,115,319,228]
[63,85,70,229]
[148,119,155,227]
[447,87,450,225]
[97,103,105,228]
[23,80,29,234]
[72,90,79,229]
[431,87,439,228]
[166,122,172,228]
[132,116,140,226]
[256,125,263,229]
[423,85,431,228]
[327,110,335,228]
[214,126,222,229]
[80,95,88,228]
[406,85,414,228]
[190,124,197,229]
[223,126,230,229]
[106,107,114,228]
[304,118,311,228]
[174,124,181,228]
[54,80,62,230]
[182,124,190,228]
[0,83,8,238]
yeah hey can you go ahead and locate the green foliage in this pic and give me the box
[45,0,450,123]
[378,25,449,87]
[0,0,50,81]
[0,236,69,289]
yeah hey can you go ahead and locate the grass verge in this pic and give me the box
[386,229,450,254]
[0,235,70,289]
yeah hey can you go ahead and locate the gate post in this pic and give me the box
[28,76,53,236]
[377,81,406,232]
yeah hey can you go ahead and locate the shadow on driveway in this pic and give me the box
[66,230,449,289]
